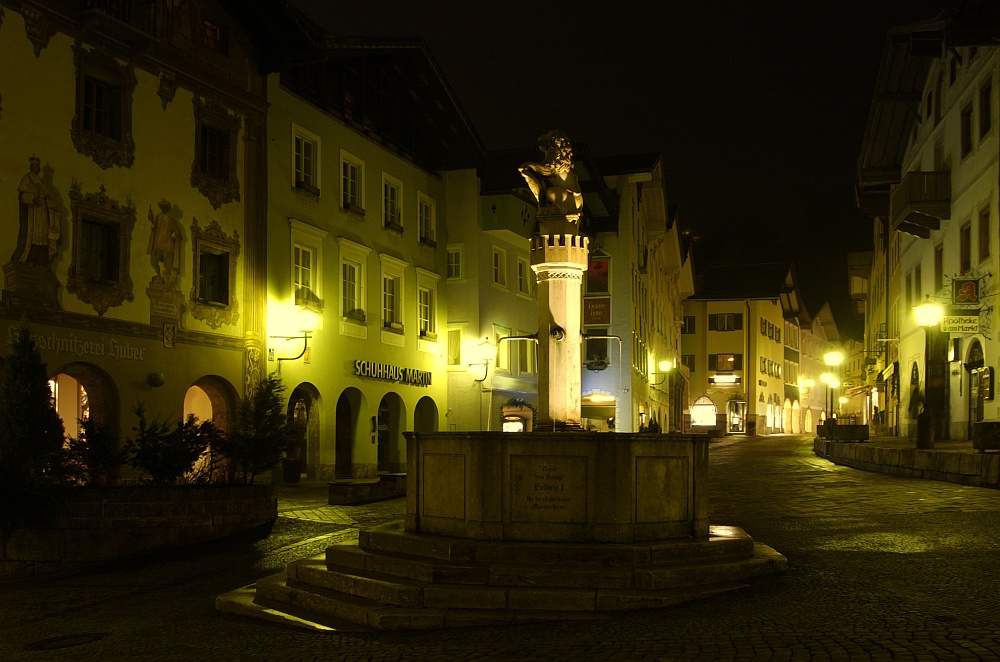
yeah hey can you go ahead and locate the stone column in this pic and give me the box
[242,111,266,393]
[531,213,589,430]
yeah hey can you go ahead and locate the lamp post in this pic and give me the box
[914,297,944,448]
[822,350,844,426]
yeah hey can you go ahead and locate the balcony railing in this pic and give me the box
[891,171,950,238]
[80,1,160,40]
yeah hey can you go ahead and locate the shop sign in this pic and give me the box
[8,325,147,361]
[952,278,980,305]
[942,316,979,333]
[583,297,611,325]
[354,360,432,386]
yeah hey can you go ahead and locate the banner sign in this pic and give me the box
[583,297,611,325]
[942,316,979,333]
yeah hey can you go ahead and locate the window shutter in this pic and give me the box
[708,315,717,331]
[733,354,743,371]
[708,354,718,371]
[734,313,743,330]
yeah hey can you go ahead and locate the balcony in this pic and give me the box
[890,171,950,239]
[79,0,161,46]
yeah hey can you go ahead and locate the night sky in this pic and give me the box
[291,0,949,339]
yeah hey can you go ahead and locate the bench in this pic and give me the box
[328,473,406,505]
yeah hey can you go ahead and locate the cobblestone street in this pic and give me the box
[2,435,998,661]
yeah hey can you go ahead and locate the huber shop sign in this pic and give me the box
[354,360,432,386]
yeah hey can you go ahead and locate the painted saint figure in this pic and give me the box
[147,199,182,286]
[16,155,60,266]
[518,130,584,219]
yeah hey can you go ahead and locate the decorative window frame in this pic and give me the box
[71,44,136,169]
[416,266,441,353]
[67,181,135,315]
[289,218,326,311]
[447,244,464,280]
[191,97,241,209]
[189,218,240,330]
[341,149,365,216]
[446,324,466,370]
[379,252,408,347]
[417,192,436,247]
[382,172,403,233]
[291,123,321,196]
[338,237,371,339]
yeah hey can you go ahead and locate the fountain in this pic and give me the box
[218,132,786,630]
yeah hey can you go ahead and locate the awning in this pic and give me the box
[843,384,871,399]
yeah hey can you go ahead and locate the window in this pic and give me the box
[418,193,436,246]
[447,245,463,280]
[494,325,511,373]
[447,328,462,366]
[980,81,992,139]
[202,19,228,54]
[341,150,364,214]
[585,328,609,367]
[338,238,371,335]
[290,219,326,310]
[709,312,742,331]
[189,218,240,329]
[492,246,507,287]
[416,267,441,348]
[681,355,695,373]
[517,330,535,375]
[292,124,320,194]
[760,356,767,374]
[914,264,923,303]
[960,222,972,273]
[382,174,402,232]
[72,44,135,168]
[980,205,991,262]
[517,257,532,295]
[961,103,974,157]
[934,244,944,293]
[681,316,695,334]
[905,273,912,310]
[418,287,434,337]
[192,98,240,209]
[67,184,134,315]
[708,353,742,371]
[379,253,408,344]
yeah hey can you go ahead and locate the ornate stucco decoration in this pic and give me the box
[71,44,137,169]
[189,217,240,330]
[21,7,56,57]
[67,182,136,316]
[190,98,241,210]
[157,72,177,110]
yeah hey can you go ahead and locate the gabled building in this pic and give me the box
[682,263,804,435]
[857,3,1000,439]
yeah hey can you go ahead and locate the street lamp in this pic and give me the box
[914,296,943,448]
[822,350,844,425]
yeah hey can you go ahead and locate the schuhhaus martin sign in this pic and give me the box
[353,360,432,386]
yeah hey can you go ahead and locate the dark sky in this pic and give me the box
[291,0,948,339]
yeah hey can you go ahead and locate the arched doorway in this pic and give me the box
[691,395,717,428]
[286,382,321,478]
[783,398,793,433]
[335,388,363,479]
[414,396,438,433]
[727,394,746,434]
[581,393,616,432]
[376,393,405,473]
[50,362,118,437]
[791,401,801,434]
[184,376,239,482]
[804,407,814,433]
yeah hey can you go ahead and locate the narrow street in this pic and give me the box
[2,435,998,661]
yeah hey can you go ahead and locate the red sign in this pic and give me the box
[953,278,980,305]
[583,297,611,325]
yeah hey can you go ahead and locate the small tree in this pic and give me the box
[219,373,300,484]
[0,323,66,544]
[65,418,127,486]
[126,404,217,485]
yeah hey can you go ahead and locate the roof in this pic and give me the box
[689,262,803,317]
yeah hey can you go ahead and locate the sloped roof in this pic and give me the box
[690,262,802,317]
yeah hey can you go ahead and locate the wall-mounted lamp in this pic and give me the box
[270,308,319,372]
[651,359,673,385]
[467,359,491,384]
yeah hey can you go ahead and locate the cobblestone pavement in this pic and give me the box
[2,434,999,661]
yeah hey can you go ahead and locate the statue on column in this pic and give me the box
[147,199,182,288]
[518,130,584,222]
[15,155,60,266]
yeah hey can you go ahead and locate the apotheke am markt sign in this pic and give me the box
[941,315,979,333]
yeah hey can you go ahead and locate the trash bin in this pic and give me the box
[916,408,934,449]
[280,457,303,484]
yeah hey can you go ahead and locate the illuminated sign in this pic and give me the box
[583,297,611,325]
[354,360,432,386]
[942,316,979,333]
[710,374,741,384]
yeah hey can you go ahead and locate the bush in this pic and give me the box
[0,323,66,544]
[126,404,221,485]
[217,373,301,484]
[65,418,127,486]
